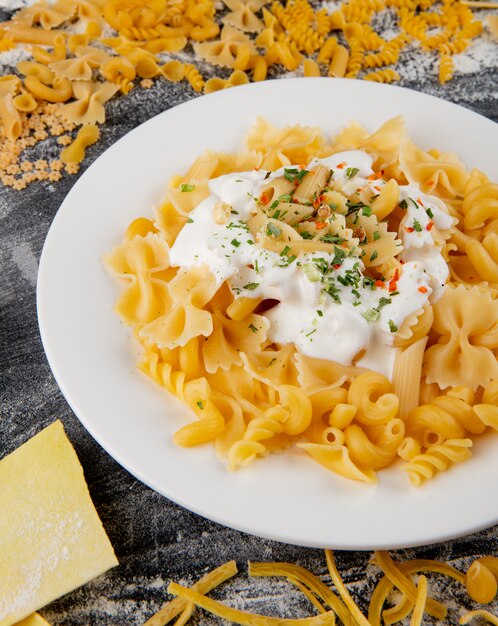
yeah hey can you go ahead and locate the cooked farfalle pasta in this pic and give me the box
[106,117,498,486]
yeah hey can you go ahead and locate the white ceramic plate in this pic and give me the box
[38,78,498,550]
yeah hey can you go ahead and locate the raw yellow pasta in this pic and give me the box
[60,124,100,164]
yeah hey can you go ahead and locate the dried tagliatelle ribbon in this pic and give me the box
[142,549,498,626]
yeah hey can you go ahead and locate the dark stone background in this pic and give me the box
[1,4,498,623]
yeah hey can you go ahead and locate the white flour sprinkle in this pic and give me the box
[9,240,39,287]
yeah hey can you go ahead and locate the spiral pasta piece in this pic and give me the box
[404,438,472,486]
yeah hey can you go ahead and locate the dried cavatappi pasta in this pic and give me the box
[143,549,498,625]
[105,116,498,487]
[0,0,494,187]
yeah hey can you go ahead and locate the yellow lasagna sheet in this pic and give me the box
[0,420,118,625]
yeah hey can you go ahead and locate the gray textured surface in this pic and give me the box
[1,10,498,623]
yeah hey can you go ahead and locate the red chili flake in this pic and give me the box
[260,193,269,204]
[367,174,376,181]
[426,221,434,231]
[374,185,381,191]
[299,164,306,169]
[389,268,400,292]
[341,241,349,248]
[375,280,385,288]
[336,162,346,169]
[315,222,327,230]
[333,264,342,270]
[418,286,428,294]
[405,226,414,233]
[380,169,385,175]
[417,197,424,206]
[400,259,406,264]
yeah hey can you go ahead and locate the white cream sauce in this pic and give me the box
[169,151,453,380]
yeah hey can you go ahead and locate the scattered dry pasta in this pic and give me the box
[105,116,498,487]
[142,549,498,625]
[0,0,494,187]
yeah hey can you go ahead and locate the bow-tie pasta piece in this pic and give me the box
[399,139,470,200]
[139,266,218,349]
[246,117,332,169]
[240,344,299,389]
[194,25,256,68]
[13,1,74,28]
[424,284,498,391]
[59,80,119,125]
[295,352,366,391]
[50,46,109,81]
[202,310,269,373]
[103,232,173,326]
[361,115,406,170]
[222,0,265,32]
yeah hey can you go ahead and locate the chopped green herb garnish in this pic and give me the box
[303,262,321,282]
[346,167,360,179]
[399,199,408,210]
[362,308,380,322]
[413,219,423,232]
[254,259,259,274]
[324,282,341,303]
[231,209,239,214]
[187,217,194,223]
[247,239,254,245]
[181,183,195,192]
[369,250,378,262]
[278,193,293,203]
[373,230,380,241]
[306,329,317,337]
[300,231,314,240]
[317,309,323,317]
[231,238,241,247]
[362,206,372,217]
[272,209,281,219]
[266,223,282,237]
[353,300,361,306]
[426,207,434,218]
[331,246,346,267]
[280,245,291,257]
[378,297,392,309]
[248,323,258,333]
[388,319,398,333]
[321,233,346,244]
[196,401,204,409]
[270,200,280,210]
[243,282,259,290]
